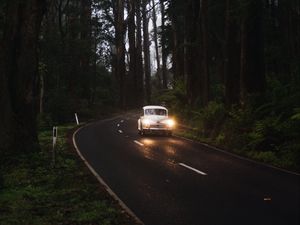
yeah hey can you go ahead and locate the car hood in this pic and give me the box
[144,115,168,122]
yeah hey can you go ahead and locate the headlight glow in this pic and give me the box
[164,119,175,127]
[142,119,151,126]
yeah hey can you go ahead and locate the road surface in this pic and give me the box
[74,113,300,225]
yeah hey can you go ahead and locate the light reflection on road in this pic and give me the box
[141,138,154,146]
[136,137,179,171]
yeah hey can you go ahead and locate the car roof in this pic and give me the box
[143,105,167,110]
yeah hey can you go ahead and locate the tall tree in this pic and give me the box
[80,0,93,103]
[127,0,137,106]
[135,0,144,106]
[142,0,152,103]
[199,0,210,105]
[113,0,126,107]
[169,0,184,81]
[223,0,240,107]
[151,0,162,88]
[184,0,199,105]
[160,0,168,89]
[240,0,266,105]
[0,0,46,153]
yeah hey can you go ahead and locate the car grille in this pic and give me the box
[150,124,167,128]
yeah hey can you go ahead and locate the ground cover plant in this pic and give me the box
[0,125,138,225]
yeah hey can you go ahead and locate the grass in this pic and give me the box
[0,124,138,225]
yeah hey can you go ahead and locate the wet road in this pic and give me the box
[74,113,300,225]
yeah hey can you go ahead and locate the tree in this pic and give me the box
[127,0,137,106]
[135,0,144,106]
[160,0,168,89]
[0,0,46,153]
[224,0,240,107]
[183,0,200,105]
[113,0,126,107]
[240,0,266,105]
[151,0,162,88]
[142,0,152,103]
[199,0,210,106]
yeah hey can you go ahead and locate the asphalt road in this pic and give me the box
[74,113,300,225]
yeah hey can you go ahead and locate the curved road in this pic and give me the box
[74,113,299,225]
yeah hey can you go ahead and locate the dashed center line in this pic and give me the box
[118,130,123,133]
[120,120,124,123]
[179,163,207,176]
[134,140,144,146]
[117,124,120,127]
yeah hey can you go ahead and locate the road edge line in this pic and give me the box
[72,123,144,225]
[174,134,300,176]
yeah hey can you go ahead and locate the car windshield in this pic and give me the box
[145,108,167,116]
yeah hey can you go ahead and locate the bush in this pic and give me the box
[152,76,300,172]
[246,116,282,152]
[201,101,226,138]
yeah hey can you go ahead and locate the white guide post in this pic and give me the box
[75,113,79,125]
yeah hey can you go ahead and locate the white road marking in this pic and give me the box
[117,124,120,127]
[118,130,123,133]
[134,140,144,146]
[120,120,124,123]
[179,163,207,176]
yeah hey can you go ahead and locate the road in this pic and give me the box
[73,113,300,225]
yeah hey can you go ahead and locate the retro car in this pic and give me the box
[138,105,175,135]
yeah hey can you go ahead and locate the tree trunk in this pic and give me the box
[114,0,126,108]
[184,0,199,105]
[240,0,265,105]
[127,0,137,106]
[80,0,92,103]
[0,0,46,153]
[136,0,144,106]
[151,0,162,88]
[0,49,13,154]
[171,15,184,81]
[224,0,240,107]
[199,0,210,106]
[142,0,152,104]
[39,65,44,113]
[160,0,168,89]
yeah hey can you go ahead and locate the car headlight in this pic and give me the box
[164,119,175,127]
[142,119,151,126]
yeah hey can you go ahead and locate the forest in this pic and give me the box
[0,0,300,170]
[0,0,299,224]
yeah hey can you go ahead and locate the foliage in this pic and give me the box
[38,0,117,124]
[0,125,138,225]
[156,75,300,172]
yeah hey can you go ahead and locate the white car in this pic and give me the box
[138,105,175,136]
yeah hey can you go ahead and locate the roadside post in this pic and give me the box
[75,113,79,125]
[52,126,58,166]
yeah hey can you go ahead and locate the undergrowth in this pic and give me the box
[154,78,300,172]
[0,124,136,225]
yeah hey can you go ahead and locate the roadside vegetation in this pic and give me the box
[0,124,138,225]
[154,77,300,173]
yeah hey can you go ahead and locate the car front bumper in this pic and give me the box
[143,124,172,131]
